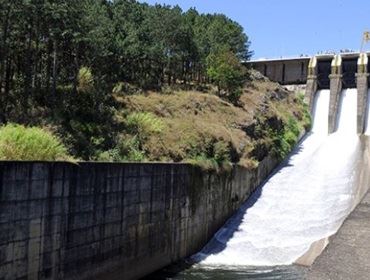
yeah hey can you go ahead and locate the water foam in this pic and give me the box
[364,89,370,136]
[193,89,361,266]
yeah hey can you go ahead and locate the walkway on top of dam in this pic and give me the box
[306,190,370,280]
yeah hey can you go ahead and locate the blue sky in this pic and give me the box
[140,0,370,59]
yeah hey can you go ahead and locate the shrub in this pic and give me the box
[0,124,71,161]
[97,136,146,162]
[187,154,232,173]
[97,112,164,163]
[187,154,219,171]
[126,112,164,142]
[77,67,94,93]
[112,82,142,96]
[297,93,312,131]
[213,141,231,163]
[287,116,301,138]
[186,140,232,172]
[271,117,301,160]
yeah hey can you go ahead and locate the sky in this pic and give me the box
[140,0,370,59]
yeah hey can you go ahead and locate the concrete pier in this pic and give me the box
[356,53,369,134]
[304,56,318,112]
[328,55,343,133]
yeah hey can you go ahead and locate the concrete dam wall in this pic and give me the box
[0,157,280,280]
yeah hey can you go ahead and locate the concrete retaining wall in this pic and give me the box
[0,156,280,280]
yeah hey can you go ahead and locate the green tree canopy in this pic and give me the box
[207,48,247,103]
[0,0,251,159]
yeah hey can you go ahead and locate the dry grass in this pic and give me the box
[122,91,251,162]
[115,75,310,169]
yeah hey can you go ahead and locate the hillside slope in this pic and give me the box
[112,72,311,170]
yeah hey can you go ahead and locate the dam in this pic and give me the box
[1,53,370,280]
[193,88,362,266]
[155,54,370,278]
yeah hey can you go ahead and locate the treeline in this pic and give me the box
[0,0,251,160]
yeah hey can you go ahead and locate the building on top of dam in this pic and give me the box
[246,52,370,86]
[247,56,310,85]
[246,52,370,134]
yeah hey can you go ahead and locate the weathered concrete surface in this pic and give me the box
[328,74,342,133]
[356,53,369,134]
[303,56,318,112]
[305,77,317,113]
[328,55,342,134]
[305,191,370,280]
[356,73,368,134]
[0,156,280,280]
[248,57,309,85]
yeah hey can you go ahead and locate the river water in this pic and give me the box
[145,88,363,279]
[145,263,307,279]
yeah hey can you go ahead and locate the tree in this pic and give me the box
[207,48,247,103]
[0,0,252,158]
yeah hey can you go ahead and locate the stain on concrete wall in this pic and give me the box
[0,157,279,280]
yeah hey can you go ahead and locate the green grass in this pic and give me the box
[0,124,72,161]
[126,112,164,139]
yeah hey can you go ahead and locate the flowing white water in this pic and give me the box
[364,89,370,136]
[193,88,361,266]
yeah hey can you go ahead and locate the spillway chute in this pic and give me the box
[192,88,363,267]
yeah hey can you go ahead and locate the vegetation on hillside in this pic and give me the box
[111,72,311,170]
[0,1,311,169]
[0,0,250,162]
[0,124,71,161]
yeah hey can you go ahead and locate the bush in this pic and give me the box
[97,112,164,163]
[97,136,146,162]
[77,67,94,93]
[112,82,142,96]
[186,140,232,172]
[271,117,301,160]
[126,112,164,142]
[0,124,71,161]
[297,93,312,131]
